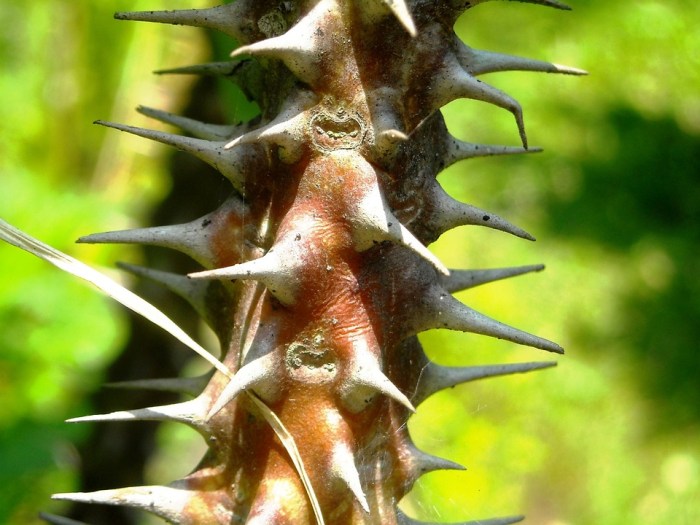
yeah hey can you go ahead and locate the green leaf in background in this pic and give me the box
[1,1,698,524]
[0,1,203,522]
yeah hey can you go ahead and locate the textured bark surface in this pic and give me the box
[45,1,581,523]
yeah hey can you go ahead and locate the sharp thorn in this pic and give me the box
[440,264,545,293]
[405,440,466,478]
[207,352,279,419]
[444,136,542,168]
[380,0,417,36]
[155,59,246,78]
[188,244,299,306]
[229,2,334,87]
[105,373,211,397]
[430,58,529,148]
[427,184,535,241]
[461,46,587,77]
[114,4,247,41]
[52,483,197,524]
[414,292,564,354]
[66,398,209,433]
[353,184,449,275]
[95,120,246,186]
[353,365,416,413]
[413,361,557,405]
[137,105,237,141]
[118,261,213,316]
[78,196,248,268]
[331,444,370,513]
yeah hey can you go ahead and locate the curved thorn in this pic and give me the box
[430,57,529,148]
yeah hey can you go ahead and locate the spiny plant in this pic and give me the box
[1,0,584,523]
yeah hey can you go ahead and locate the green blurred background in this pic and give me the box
[1,1,698,523]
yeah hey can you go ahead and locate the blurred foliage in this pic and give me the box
[1,1,699,525]
[411,2,700,523]
[0,0,206,522]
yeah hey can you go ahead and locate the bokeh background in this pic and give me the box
[1,1,698,523]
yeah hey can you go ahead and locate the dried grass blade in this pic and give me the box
[246,392,325,525]
[0,218,231,378]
